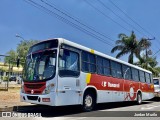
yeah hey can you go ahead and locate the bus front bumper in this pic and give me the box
[20,92,56,106]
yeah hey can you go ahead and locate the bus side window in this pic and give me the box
[111,61,122,78]
[82,51,89,72]
[103,58,110,76]
[97,56,103,74]
[59,49,80,77]
[139,71,145,83]
[111,61,117,78]
[131,68,139,81]
[150,74,153,84]
[82,51,96,73]
[88,53,96,73]
[122,65,131,80]
[116,63,122,78]
[145,72,151,83]
[97,56,110,76]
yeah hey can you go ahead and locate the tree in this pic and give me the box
[16,40,39,67]
[4,50,18,76]
[154,67,160,77]
[134,55,159,77]
[4,49,18,67]
[111,31,151,64]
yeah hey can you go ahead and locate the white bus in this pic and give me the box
[20,38,154,111]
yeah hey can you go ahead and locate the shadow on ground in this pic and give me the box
[149,97,160,102]
[12,100,154,117]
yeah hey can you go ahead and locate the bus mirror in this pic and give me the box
[60,49,64,57]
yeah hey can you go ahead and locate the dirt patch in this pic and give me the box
[0,88,31,108]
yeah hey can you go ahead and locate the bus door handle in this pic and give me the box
[59,91,66,93]
[63,86,71,90]
[75,91,81,93]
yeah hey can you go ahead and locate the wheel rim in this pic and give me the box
[138,94,142,103]
[85,95,92,107]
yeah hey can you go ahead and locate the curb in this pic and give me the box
[0,106,13,112]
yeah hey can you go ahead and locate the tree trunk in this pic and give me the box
[128,52,134,64]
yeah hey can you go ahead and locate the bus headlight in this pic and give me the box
[42,83,54,94]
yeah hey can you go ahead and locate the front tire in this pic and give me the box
[82,91,96,112]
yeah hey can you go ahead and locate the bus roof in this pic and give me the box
[36,38,152,74]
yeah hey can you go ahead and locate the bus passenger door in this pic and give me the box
[56,49,81,106]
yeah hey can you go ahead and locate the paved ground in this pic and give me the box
[0,98,159,120]
[0,87,160,119]
[11,98,160,117]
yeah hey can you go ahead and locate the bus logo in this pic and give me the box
[31,90,34,94]
[102,81,107,87]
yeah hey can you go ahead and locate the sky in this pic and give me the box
[0,0,160,63]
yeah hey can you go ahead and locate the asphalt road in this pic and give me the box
[11,98,160,119]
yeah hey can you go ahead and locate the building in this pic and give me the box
[0,62,23,79]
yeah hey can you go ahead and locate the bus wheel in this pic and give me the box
[82,91,96,112]
[137,93,142,104]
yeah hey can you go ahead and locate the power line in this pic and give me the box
[24,0,114,49]
[94,0,158,54]
[96,0,148,38]
[108,0,155,38]
[108,0,160,56]
[152,48,160,57]
[24,0,158,58]
[84,0,131,32]
[41,0,115,43]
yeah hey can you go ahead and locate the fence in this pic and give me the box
[0,55,10,91]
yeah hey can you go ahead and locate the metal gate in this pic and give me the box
[0,55,10,91]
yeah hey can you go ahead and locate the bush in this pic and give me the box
[3,76,9,81]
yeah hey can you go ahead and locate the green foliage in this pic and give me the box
[3,76,9,81]
[134,55,159,76]
[4,40,39,69]
[4,49,18,67]
[111,31,151,64]
[111,31,160,76]
[16,40,39,67]
[155,67,160,72]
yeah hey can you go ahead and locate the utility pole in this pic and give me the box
[145,37,155,69]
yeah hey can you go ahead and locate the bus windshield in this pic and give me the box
[24,50,57,81]
[154,79,159,85]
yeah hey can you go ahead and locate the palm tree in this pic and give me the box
[111,31,151,64]
[135,55,159,76]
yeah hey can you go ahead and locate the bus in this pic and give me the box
[20,38,154,111]
[153,78,160,97]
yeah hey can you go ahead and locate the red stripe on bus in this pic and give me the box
[87,74,154,93]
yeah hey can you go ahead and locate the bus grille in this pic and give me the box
[26,91,41,94]
[27,96,38,101]
[24,82,46,94]
[25,84,44,89]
